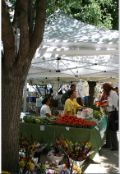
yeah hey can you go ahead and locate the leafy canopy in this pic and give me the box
[46,0,118,30]
[9,0,118,29]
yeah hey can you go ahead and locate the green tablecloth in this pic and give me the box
[20,116,107,152]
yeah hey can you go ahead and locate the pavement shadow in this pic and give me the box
[99,148,118,173]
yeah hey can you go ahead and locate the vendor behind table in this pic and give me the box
[40,95,52,118]
[64,90,83,116]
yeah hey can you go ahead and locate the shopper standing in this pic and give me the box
[102,83,119,151]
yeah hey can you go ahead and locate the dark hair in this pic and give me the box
[67,90,75,98]
[102,83,114,96]
[70,84,76,89]
[42,96,50,104]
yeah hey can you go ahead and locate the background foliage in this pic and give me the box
[46,0,118,29]
[9,0,118,29]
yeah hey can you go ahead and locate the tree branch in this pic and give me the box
[29,0,46,59]
[2,0,15,68]
[13,0,30,70]
[12,0,19,28]
[14,0,46,77]
[28,0,34,37]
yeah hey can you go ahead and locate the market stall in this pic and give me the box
[20,115,107,152]
[20,96,108,173]
[19,10,118,173]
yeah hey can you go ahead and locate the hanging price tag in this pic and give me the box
[40,125,45,131]
[65,127,70,131]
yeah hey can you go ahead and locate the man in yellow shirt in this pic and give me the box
[64,90,81,116]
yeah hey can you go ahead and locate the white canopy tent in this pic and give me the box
[27,10,119,83]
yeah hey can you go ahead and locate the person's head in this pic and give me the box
[102,83,114,96]
[68,90,76,99]
[42,96,51,105]
[70,84,76,91]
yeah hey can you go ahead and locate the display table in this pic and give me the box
[20,116,107,152]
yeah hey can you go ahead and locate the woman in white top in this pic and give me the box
[40,96,52,117]
[102,83,119,151]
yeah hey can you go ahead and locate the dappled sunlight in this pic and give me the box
[28,10,118,82]
[44,10,118,44]
[84,150,118,173]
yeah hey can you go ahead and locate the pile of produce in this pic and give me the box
[95,100,107,107]
[93,110,102,120]
[53,115,96,128]
[23,116,56,124]
[22,113,98,128]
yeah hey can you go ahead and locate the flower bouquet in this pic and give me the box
[19,138,47,173]
[47,149,64,165]
[56,138,92,174]
[57,138,92,161]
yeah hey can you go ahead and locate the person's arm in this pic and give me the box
[74,99,82,109]
[45,106,52,117]
[64,99,73,115]
[46,113,51,117]
[64,110,73,115]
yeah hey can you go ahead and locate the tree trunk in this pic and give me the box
[2,0,46,172]
[88,81,96,106]
[2,68,25,172]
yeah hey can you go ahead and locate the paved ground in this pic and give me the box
[84,148,119,173]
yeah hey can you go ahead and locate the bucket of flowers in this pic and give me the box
[56,138,93,174]
[19,138,47,173]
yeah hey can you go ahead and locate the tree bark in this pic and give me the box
[2,68,25,172]
[2,0,46,172]
[88,81,96,106]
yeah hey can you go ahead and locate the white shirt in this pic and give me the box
[40,104,51,117]
[76,82,83,97]
[107,90,119,112]
[76,81,89,97]
[82,81,89,97]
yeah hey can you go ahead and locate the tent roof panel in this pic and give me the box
[28,10,119,82]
